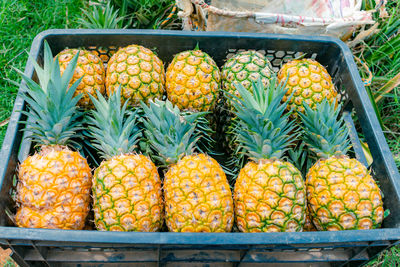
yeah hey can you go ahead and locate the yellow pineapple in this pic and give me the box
[106,44,165,106]
[142,100,233,232]
[57,49,105,108]
[165,48,220,112]
[229,77,306,232]
[278,58,338,116]
[14,42,92,229]
[299,99,384,230]
[87,88,163,231]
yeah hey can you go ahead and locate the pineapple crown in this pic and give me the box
[287,142,314,177]
[16,41,83,147]
[87,87,141,160]
[229,76,297,161]
[299,99,350,159]
[141,99,204,166]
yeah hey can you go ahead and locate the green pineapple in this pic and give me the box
[221,50,273,109]
[217,51,274,174]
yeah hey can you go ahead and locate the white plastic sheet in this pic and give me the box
[178,0,381,39]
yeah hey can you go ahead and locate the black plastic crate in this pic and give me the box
[1,29,400,267]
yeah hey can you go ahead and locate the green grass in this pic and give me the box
[381,90,400,167]
[355,1,400,168]
[366,246,400,266]
[4,257,17,267]
[0,0,399,265]
[0,0,84,146]
[357,1,400,265]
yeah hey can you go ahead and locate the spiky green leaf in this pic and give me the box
[227,76,298,161]
[141,99,203,166]
[16,40,83,146]
[299,99,350,159]
[87,86,141,159]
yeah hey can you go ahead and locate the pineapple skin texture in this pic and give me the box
[278,58,338,116]
[218,51,273,153]
[166,50,221,112]
[58,49,106,108]
[221,50,273,109]
[234,159,306,232]
[304,206,317,231]
[306,155,384,231]
[15,148,92,229]
[106,45,165,106]
[164,154,234,232]
[92,154,163,232]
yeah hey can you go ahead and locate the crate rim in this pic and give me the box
[0,226,400,245]
[1,29,400,249]
[32,28,356,53]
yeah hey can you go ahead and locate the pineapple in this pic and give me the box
[299,99,384,231]
[106,44,165,106]
[87,88,163,232]
[229,77,306,232]
[57,49,105,108]
[141,100,233,232]
[14,42,92,230]
[165,47,220,112]
[221,50,273,109]
[218,51,273,169]
[278,58,338,117]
